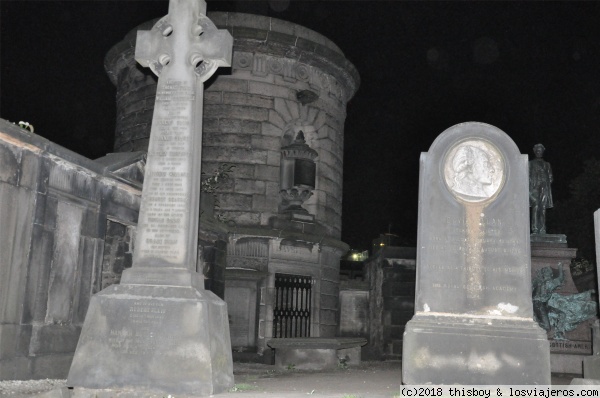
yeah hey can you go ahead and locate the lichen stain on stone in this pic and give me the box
[465,204,485,302]
[0,131,42,154]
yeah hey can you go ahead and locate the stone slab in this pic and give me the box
[267,338,366,371]
[403,122,551,385]
[67,284,233,396]
[584,355,600,379]
[267,337,366,350]
[550,353,584,375]
[571,378,600,385]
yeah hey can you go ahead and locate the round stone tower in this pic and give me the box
[105,12,359,355]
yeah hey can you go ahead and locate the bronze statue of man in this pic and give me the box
[529,143,553,234]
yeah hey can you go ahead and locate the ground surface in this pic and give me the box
[0,361,576,398]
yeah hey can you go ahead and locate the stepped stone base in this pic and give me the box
[67,284,233,396]
[403,314,551,385]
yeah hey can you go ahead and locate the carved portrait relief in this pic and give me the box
[443,140,505,203]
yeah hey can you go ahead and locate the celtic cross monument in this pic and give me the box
[67,0,234,395]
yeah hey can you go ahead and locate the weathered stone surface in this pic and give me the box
[531,239,593,374]
[68,285,233,395]
[102,10,358,360]
[363,247,415,360]
[68,0,234,394]
[106,12,357,247]
[339,288,368,338]
[0,119,142,380]
[267,338,366,371]
[225,278,261,349]
[403,122,550,385]
[582,210,600,379]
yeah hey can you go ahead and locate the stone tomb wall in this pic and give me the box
[364,246,416,360]
[225,234,345,356]
[0,120,141,380]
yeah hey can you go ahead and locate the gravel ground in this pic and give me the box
[0,379,67,396]
[0,361,575,398]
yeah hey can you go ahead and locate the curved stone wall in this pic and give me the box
[105,12,359,240]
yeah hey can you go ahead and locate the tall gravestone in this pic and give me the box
[67,0,234,395]
[580,210,600,380]
[403,122,551,384]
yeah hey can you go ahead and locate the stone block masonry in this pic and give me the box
[0,120,141,380]
[106,12,358,236]
[104,11,358,360]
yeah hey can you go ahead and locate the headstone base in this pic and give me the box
[571,377,600,385]
[402,315,551,384]
[583,321,600,378]
[584,356,600,379]
[551,353,585,375]
[67,283,234,396]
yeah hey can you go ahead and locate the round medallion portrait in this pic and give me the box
[443,140,505,203]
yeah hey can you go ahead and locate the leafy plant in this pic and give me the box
[201,163,235,194]
[338,355,349,369]
[229,383,256,392]
[571,257,595,276]
[6,120,34,133]
[201,163,235,222]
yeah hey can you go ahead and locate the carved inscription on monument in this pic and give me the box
[415,128,532,318]
[137,80,194,263]
[422,213,526,312]
[106,300,169,356]
[549,340,592,355]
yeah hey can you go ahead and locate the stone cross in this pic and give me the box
[122,0,232,284]
[67,1,235,394]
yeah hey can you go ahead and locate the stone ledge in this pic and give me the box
[267,337,367,350]
[267,337,367,371]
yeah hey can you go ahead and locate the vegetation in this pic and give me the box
[229,383,256,392]
[201,163,235,194]
[200,163,235,222]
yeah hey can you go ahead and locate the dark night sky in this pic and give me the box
[3,1,600,251]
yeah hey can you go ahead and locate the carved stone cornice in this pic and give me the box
[105,13,359,103]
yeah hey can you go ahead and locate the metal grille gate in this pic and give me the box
[273,273,312,338]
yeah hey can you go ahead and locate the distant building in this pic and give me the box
[340,249,368,280]
[372,233,402,253]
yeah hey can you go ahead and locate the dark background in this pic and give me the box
[3,1,600,254]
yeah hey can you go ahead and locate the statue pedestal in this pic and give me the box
[583,321,600,379]
[531,233,567,245]
[531,238,595,375]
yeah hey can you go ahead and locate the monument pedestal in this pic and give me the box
[403,315,551,385]
[67,282,233,396]
[531,238,594,375]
